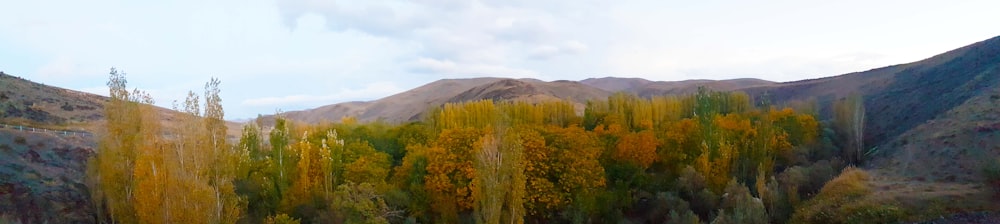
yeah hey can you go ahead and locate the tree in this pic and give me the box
[613,130,659,170]
[424,128,481,222]
[88,68,151,223]
[711,180,768,224]
[833,93,865,164]
[90,69,244,223]
[473,127,526,224]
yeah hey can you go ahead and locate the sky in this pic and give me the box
[1,0,998,120]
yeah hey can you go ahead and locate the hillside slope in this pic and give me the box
[279,78,611,123]
[745,36,1000,150]
[581,77,775,97]
[740,36,1000,184]
[0,73,106,130]
[0,128,95,223]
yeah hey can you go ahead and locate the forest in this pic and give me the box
[87,70,895,224]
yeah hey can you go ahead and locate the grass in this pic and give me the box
[790,168,906,224]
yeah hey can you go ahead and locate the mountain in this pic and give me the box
[277,78,612,123]
[739,36,1000,183]
[581,77,775,96]
[279,77,775,124]
[278,33,1000,185]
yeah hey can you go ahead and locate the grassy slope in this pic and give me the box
[738,36,1000,219]
[0,129,95,223]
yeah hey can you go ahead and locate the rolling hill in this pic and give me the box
[276,77,776,124]
[581,77,775,97]
[739,36,1000,183]
[275,78,615,124]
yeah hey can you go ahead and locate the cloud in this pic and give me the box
[408,57,539,78]
[241,82,405,107]
[275,0,595,69]
[528,40,588,60]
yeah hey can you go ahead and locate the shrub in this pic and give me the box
[711,180,768,224]
[984,157,1000,199]
[0,213,23,224]
[265,214,300,224]
[760,177,793,224]
[13,136,26,145]
[61,102,74,111]
[645,192,701,224]
[790,167,906,224]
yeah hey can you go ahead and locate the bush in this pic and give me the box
[984,157,1000,199]
[760,177,793,224]
[790,167,906,224]
[644,192,701,224]
[0,213,23,224]
[13,136,26,145]
[264,214,300,224]
[61,102,74,111]
[711,180,768,224]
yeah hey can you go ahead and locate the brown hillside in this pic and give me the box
[580,77,774,97]
[579,77,654,92]
[446,78,611,115]
[0,72,106,130]
[743,35,1000,152]
[277,77,501,124]
[278,78,611,124]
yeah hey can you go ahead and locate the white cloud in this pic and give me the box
[409,58,539,78]
[4,0,1000,119]
[241,82,405,107]
[528,40,588,60]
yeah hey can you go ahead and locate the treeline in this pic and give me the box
[88,70,893,224]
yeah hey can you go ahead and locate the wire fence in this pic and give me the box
[0,123,93,137]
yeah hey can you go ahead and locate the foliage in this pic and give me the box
[832,93,865,164]
[331,182,402,224]
[89,69,245,223]
[790,167,905,224]
[264,213,300,224]
[473,127,526,224]
[88,76,850,223]
[984,156,1000,199]
[711,180,768,224]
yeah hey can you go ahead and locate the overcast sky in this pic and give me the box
[1,0,998,119]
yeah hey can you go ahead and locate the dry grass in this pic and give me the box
[867,169,999,221]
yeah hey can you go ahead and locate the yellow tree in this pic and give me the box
[613,130,659,170]
[424,128,481,221]
[473,127,526,224]
[88,68,151,223]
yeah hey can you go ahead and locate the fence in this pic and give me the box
[0,123,92,137]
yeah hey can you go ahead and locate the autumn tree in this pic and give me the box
[473,127,526,224]
[88,67,146,223]
[424,128,481,221]
[833,93,865,164]
[91,69,244,223]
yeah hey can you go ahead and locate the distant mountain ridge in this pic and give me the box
[275,77,773,124]
[275,35,1000,184]
[581,77,775,97]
